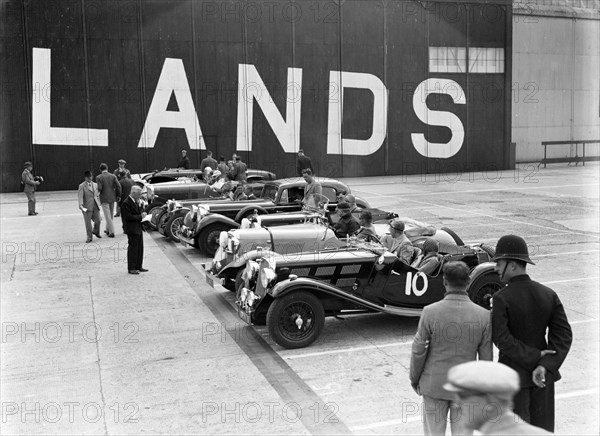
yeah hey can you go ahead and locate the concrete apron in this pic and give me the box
[0,192,346,434]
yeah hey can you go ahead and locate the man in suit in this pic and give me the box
[200,150,218,173]
[492,235,572,432]
[380,219,416,265]
[113,159,130,217]
[410,261,492,436]
[121,185,148,275]
[22,161,40,216]
[296,149,313,176]
[217,156,228,177]
[232,156,247,182]
[96,163,122,238]
[444,361,551,435]
[77,170,103,243]
[178,150,190,169]
[301,169,322,210]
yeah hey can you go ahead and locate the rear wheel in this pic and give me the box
[468,273,503,310]
[480,243,496,258]
[198,224,231,256]
[267,291,325,349]
[441,227,464,246]
[166,215,184,242]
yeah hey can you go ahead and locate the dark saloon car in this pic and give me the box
[179,178,370,255]
[139,168,276,185]
[206,240,500,349]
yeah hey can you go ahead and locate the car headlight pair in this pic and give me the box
[238,287,259,308]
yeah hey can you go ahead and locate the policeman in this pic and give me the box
[444,361,552,435]
[491,235,572,432]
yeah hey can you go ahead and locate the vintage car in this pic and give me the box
[135,168,276,184]
[205,239,500,349]
[206,214,460,291]
[144,169,276,209]
[178,178,370,255]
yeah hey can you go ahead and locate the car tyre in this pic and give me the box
[267,291,325,349]
[468,273,503,310]
[156,211,169,235]
[480,243,496,258]
[198,224,231,256]
[166,214,184,243]
[441,227,464,246]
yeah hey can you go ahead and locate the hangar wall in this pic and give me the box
[1,0,513,192]
[512,1,600,162]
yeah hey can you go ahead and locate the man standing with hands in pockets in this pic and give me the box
[492,235,572,432]
[121,185,148,275]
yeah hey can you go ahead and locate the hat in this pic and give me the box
[24,161,32,168]
[493,235,535,264]
[389,219,405,232]
[336,202,351,211]
[298,149,304,153]
[422,238,439,254]
[444,361,519,400]
[118,159,126,164]
[212,170,221,178]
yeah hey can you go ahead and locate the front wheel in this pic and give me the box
[468,273,503,310]
[166,215,184,242]
[267,291,325,349]
[198,223,231,256]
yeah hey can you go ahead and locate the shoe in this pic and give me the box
[115,213,120,217]
[33,212,38,215]
[104,230,109,235]
[138,268,149,272]
[108,233,115,238]
[86,239,92,243]
[93,232,102,238]
[128,270,139,275]
[28,213,36,216]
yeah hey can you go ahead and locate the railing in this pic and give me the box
[540,140,600,168]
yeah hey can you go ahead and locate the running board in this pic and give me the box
[382,305,423,317]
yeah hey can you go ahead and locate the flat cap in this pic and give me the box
[389,218,405,232]
[444,361,519,399]
[118,159,126,164]
[23,161,32,167]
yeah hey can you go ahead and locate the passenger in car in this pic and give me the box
[354,210,378,242]
[333,202,360,238]
[415,238,443,275]
[344,194,361,213]
[380,219,416,265]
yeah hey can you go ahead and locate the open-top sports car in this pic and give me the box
[204,238,500,349]
[135,168,276,185]
[206,208,460,290]
[179,178,370,255]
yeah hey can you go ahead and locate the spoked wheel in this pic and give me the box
[267,291,325,349]
[166,215,184,242]
[469,273,503,310]
[198,224,230,256]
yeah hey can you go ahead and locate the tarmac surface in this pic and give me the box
[1,163,598,435]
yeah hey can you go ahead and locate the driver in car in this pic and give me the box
[380,218,418,265]
[333,202,360,238]
[354,210,378,242]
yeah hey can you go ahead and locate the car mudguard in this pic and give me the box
[193,213,240,237]
[234,205,270,223]
[354,195,371,209]
[268,277,422,317]
[469,262,498,284]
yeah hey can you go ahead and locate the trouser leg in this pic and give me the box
[513,387,532,423]
[127,233,138,271]
[530,383,554,432]
[422,396,449,436]
[102,202,115,234]
[82,211,93,239]
[92,205,102,235]
[136,233,144,269]
[26,191,36,214]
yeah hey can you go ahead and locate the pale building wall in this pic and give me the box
[512,3,600,162]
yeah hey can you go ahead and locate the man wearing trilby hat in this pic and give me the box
[491,235,572,432]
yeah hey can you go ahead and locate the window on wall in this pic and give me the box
[429,46,504,73]
[429,47,467,73]
[468,47,504,73]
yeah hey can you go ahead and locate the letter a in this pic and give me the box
[138,58,205,149]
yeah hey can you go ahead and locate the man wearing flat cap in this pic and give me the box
[113,159,130,180]
[21,161,41,216]
[491,235,572,432]
[333,202,360,238]
[445,361,551,435]
[380,218,417,264]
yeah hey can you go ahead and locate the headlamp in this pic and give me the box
[260,267,277,288]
